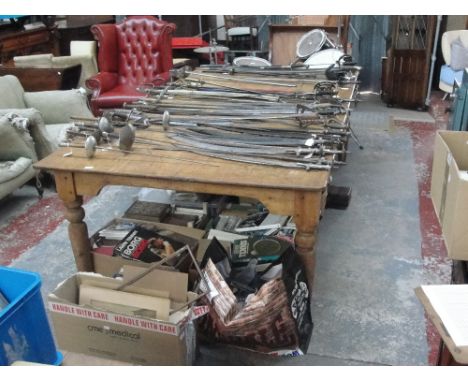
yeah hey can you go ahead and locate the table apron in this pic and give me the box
[65,171,326,217]
[53,170,325,284]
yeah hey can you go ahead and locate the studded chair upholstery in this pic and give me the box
[86,16,176,116]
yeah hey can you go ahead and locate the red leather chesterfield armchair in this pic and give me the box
[86,16,176,116]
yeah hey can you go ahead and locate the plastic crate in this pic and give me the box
[0,266,62,365]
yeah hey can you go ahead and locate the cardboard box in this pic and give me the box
[415,284,468,364]
[431,130,468,260]
[91,219,206,277]
[48,272,208,365]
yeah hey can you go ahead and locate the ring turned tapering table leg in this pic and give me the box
[54,171,93,272]
[294,190,323,290]
[63,197,93,272]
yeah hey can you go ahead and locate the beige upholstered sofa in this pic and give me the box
[0,75,94,199]
[13,41,98,89]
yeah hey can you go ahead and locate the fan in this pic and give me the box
[293,29,337,65]
[304,48,344,68]
[233,56,272,67]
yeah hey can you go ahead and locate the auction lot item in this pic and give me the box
[48,271,208,365]
[198,241,312,355]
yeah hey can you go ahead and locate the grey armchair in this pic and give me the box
[0,74,94,199]
[0,114,38,200]
[0,75,94,160]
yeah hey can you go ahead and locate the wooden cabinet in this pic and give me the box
[382,16,436,110]
[0,26,59,63]
[0,64,81,91]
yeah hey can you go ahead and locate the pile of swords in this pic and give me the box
[62,65,360,171]
[194,59,362,85]
[157,65,360,99]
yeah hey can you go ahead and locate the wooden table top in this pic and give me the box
[35,129,330,192]
[35,70,359,193]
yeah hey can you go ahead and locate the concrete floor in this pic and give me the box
[0,93,452,366]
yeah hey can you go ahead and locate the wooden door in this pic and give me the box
[383,16,436,109]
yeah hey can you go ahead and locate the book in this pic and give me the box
[113,226,186,263]
[163,213,200,227]
[172,193,233,218]
[207,229,248,243]
[123,201,172,223]
[215,214,242,232]
[96,221,135,244]
[79,284,170,320]
[259,214,290,227]
[231,237,291,265]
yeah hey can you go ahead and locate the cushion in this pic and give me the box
[440,64,464,87]
[0,115,37,162]
[92,84,144,109]
[0,108,55,160]
[45,123,74,150]
[23,89,93,124]
[0,75,27,109]
[450,38,468,71]
[0,157,33,184]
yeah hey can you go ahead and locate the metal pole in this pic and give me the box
[337,16,343,49]
[425,15,443,107]
[198,15,203,36]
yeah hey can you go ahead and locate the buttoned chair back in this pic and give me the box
[87,16,176,115]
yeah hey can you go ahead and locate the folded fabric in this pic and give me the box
[440,64,464,87]
[0,157,33,184]
[0,115,37,162]
[0,109,54,160]
[450,38,468,71]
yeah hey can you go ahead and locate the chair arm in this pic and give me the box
[13,54,53,67]
[85,71,118,92]
[85,72,119,115]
